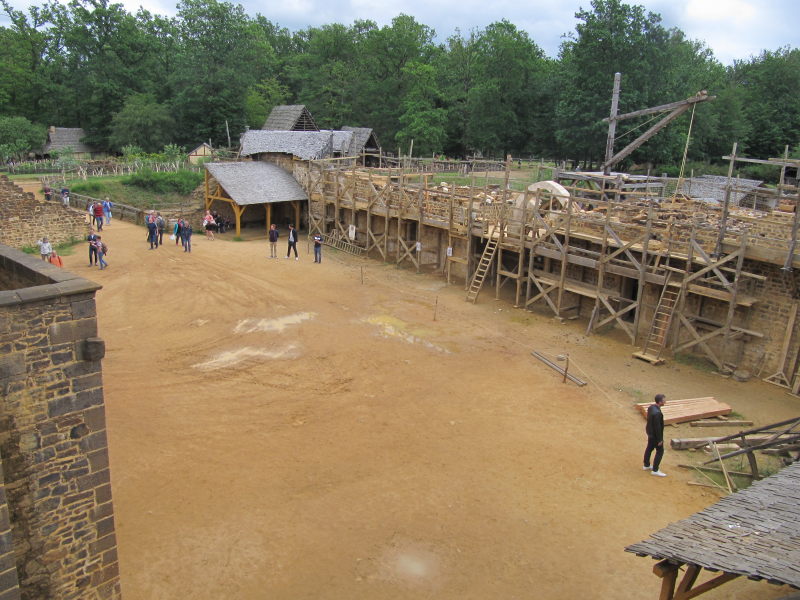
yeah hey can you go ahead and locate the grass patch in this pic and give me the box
[122,169,203,194]
[673,352,718,373]
[62,176,197,210]
[20,236,82,256]
[618,386,646,402]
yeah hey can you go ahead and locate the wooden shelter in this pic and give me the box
[188,142,213,164]
[626,461,800,599]
[341,126,381,164]
[204,162,307,236]
[40,126,103,159]
[262,105,319,131]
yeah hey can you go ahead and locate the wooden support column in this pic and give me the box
[633,200,654,342]
[465,171,476,290]
[515,194,529,307]
[556,197,573,316]
[714,142,737,257]
[654,560,679,600]
[417,185,423,274]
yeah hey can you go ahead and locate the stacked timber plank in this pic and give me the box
[636,396,732,425]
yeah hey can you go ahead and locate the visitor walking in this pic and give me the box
[93,201,104,231]
[43,185,52,202]
[313,232,322,263]
[156,212,165,246]
[182,221,193,253]
[174,219,183,245]
[146,213,158,250]
[36,237,53,261]
[87,229,99,266]
[643,394,667,477]
[94,236,108,270]
[102,198,113,224]
[203,210,216,240]
[48,251,63,267]
[268,224,279,258]
[286,224,298,260]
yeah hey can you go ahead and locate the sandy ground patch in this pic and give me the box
[83,219,799,599]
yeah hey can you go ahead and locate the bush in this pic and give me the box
[122,169,203,194]
[71,181,107,195]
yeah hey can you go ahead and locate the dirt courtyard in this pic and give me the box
[84,219,799,599]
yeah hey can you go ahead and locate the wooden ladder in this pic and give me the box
[465,230,500,304]
[323,230,364,256]
[633,277,681,364]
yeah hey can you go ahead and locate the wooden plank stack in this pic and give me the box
[636,396,732,425]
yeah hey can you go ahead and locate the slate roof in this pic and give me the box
[240,130,348,160]
[262,105,319,131]
[342,126,380,152]
[42,127,96,155]
[323,130,356,155]
[678,175,764,206]
[626,461,800,589]
[205,162,307,206]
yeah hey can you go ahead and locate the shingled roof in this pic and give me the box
[205,162,307,206]
[626,460,800,589]
[678,175,764,206]
[241,130,350,160]
[41,127,97,155]
[262,105,319,131]
[342,126,380,153]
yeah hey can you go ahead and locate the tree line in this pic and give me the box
[1,0,798,171]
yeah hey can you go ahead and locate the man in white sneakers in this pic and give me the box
[643,394,667,477]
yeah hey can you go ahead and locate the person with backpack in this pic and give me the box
[94,236,108,270]
[156,212,165,245]
[146,212,158,249]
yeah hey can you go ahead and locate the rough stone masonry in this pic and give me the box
[0,244,121,599]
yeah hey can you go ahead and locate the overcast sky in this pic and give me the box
[2,0,797,65]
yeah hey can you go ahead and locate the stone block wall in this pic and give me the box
[0,177,86,250]
[0,245,121,600]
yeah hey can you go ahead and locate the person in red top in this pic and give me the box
[93,201,104,231]
[48,251,63,267]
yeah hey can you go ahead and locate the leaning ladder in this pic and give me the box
[465,224,501,304]
[633,274,681,364]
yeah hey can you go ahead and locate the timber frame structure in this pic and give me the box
[276,152,800,384]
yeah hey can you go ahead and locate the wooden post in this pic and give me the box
[294,201,300,232]
[266,203,272,235]
[465,167,476,290]
[603,72,622,176]
[714,142,737,257]
[633,199,654,343]
[556,197,573,316]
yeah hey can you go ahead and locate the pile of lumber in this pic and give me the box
[635,396,731,425]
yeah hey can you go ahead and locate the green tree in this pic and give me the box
[108,93,175,152]
[731,48,800,158]
[395,62,446,156]
[0,115,45,160]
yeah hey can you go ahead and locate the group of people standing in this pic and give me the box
[86,229,109,270]
[267,223,321,263]
[87,198,112,231]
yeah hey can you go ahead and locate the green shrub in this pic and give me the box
[122,169,203,194]
[71,181,106,195]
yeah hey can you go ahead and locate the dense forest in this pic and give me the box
[1,0,799,170]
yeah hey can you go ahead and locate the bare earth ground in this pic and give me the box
[76,219,799,599]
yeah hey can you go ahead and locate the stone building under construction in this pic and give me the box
[205,150,800,393]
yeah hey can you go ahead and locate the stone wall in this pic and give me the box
[0,245,121,599]
[0,177,86,251]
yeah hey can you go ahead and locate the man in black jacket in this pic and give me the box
[643,394,667,477]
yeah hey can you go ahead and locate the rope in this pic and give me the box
[671,103,697,202]
[613,112,662,143]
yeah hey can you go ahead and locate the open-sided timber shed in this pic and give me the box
[204,161,307,236]
[626,461,800,599]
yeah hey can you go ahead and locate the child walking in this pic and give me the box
[95,237,109,270]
